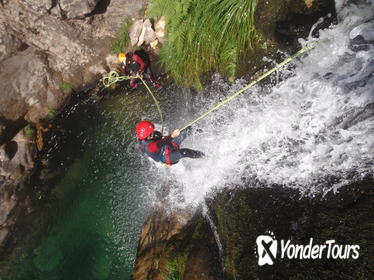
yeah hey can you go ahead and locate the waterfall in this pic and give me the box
[154,0,374,207]
[202,203,225,271]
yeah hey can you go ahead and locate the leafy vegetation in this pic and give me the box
[23,124,35,138]
[47,108,58,119]
[165,252,189,280]
[60,81,75,94]
[147,0,261,89]
[109,18,132,54]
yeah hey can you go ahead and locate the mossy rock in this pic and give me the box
[208,180,373,279]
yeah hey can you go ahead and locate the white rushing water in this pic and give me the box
[146,0,374,207]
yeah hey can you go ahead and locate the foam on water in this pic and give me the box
[161,0,374,207]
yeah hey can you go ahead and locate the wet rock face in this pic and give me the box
[207,182,373,279]
[131,208,222,280]
[255,0,336,46]
[131,209,190,279]
[135,181,373,280]
[130,206,223,280]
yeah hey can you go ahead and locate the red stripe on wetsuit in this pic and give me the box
[146,136,179,165]
[132,54,146,72]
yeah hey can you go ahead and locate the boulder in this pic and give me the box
[59,0,99,19]
[129,19,157,47]
[91,0,148,38]
[0,49,63,122]
[138,19,156,46]
[129,19,144,46]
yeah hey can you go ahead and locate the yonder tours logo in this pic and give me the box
[256,231,277,266]
[255,231,360,266]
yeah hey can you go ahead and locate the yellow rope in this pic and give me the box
[102,71,164,133]
[179,44,316,131]
[139,76,164,134]
[102,70,136,87]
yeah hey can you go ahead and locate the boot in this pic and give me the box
[180,148,205,159]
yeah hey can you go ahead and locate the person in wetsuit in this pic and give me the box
[117,50,161,89]
[136,120,204,165]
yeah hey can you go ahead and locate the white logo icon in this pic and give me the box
[256,231,277,266]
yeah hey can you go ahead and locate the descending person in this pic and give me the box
[136,121,204,165]
[117,50,161,89]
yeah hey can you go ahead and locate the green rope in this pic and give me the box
[102,70,135,87]
[179,44,316,131]
[102,70,164,133]
[139,76,164,134]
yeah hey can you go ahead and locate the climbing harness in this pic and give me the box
[102,71,164,133]
[178,43,316,131]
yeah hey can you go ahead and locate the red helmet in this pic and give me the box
[136,121,155,140]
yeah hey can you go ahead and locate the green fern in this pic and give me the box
[165,252,189,280]
[148,0,259,89]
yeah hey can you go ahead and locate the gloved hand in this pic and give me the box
[138,70,144,78]
[171,129,180,138]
